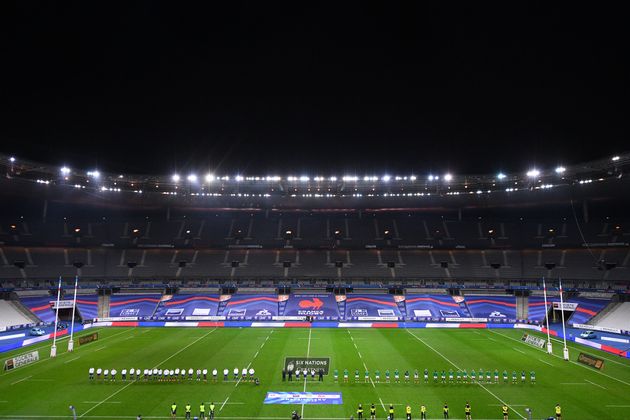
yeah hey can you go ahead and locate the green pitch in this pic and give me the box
[2,327,630,419]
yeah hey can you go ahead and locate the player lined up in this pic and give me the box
[332,368,536,384]
[88,367,257,382]
[353,401,557,420]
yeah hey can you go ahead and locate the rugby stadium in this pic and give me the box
[1,154,630,420]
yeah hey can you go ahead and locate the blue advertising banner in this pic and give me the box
[263,392,343,405]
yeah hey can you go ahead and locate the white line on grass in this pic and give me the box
[219,396,230,411]
[347,330,386,412]
[585,379,607,389]
[10,375,31,385]
[80,402,121,404]
[546,335,630,367]
[488,329,630,387]
[300,328,312,419]
[405,329,526,420]
[606,405,630,407]
[560,382,588,385]
[93,346,106,352]
[79,328,218,417]
[219,330,275,412]
[1,328,133,376]
[512,347,526,354]
[64,357,81,364]
[538,358,554,366]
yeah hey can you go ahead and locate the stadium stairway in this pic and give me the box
[516,295,528,319]
[337,297,346,320]
[396,298,407,318]
[216,297,230,316]
[98,294,110,318]
[459,299,473,318]
[278,297,287,316]
[588,298,621,325]
[9,296,40,324]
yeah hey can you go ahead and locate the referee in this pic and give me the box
[170,402,177,419]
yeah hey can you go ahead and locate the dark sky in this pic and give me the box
[1,2,627,176]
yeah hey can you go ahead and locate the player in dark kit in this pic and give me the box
[464,402,471,420]
[357,403,363,419]
[370,403,376,419]
[443,403,449,419]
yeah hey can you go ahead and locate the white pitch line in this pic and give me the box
[347,329,386,412]
[300,328,312,419]
[93,346,106,352]
[219,396,230,411]
[2,327,132,376]
[560,382,588,385]
[538,358,554,366]
[64,356,81,364]
[80,401,121,404]
[79,328,218,417]
[10,375,31,385]
[488,329,630,387]
[547,335,630,367]
[606,405,630,408]
[512,347,526,354]
[405,329,526,420]
[585,379,607,389]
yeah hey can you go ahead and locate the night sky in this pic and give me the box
[1,2,627,176]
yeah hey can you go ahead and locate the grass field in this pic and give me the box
[1,326,630,419]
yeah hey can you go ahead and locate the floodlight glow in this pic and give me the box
[60,166,71,175]
[555,166,566,174]
[187,174,198,183]
[342,176,358,182]
[428,175,434,181]
[526,169,540,178]
[329,176,337,181]
[612,155,620,161]
[381,175,391,182]
[171,174,180,182]
[299,176,310,182]
[444,173,453,182]
[235,175,244,182]
[497,173,507,180]
[9,157,15,163]
[410,175,417,181]
[87,170,100,179]
[205,173,215,183]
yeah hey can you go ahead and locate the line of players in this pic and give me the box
[333,368,536,384]
[352,402,562,420]
[88,367,257,383]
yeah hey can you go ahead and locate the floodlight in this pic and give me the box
[329,176,337,181]
[428,175,435,181]
[612,155,620,161]
[497,173,507,180]
[526,169,540,178]
[409,175,417,181]
[299,176,309,182]
[187,174,198,183]
[235,175,244,182]
[555,166,566,174]
[9,157,15,163]
[87,170,100,179]
[443,173,453,182]
[205,173,215,183]
[381,175,391,182]
[171,174,181,182]
[60,166,71,175]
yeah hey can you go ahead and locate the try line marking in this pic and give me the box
[405,329,526,420]
[80,328,218,417]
